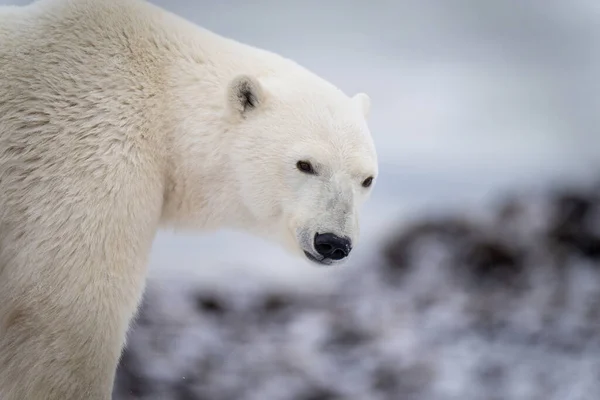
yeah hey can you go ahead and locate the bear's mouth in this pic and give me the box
[303,251,334,266]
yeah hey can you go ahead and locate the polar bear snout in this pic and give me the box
[314,232,352,260]
[302,232,353,266]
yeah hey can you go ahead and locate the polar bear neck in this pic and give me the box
[158,60,277,234]
[153,17,306,234]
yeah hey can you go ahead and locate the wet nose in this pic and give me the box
[314,233,352,260]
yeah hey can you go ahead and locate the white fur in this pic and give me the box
[0,0,378,398]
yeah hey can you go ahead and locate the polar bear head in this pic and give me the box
[222,73,378,266]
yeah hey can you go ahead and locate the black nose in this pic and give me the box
[314,233,352,260]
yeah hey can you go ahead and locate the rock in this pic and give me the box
[114,178,600,400]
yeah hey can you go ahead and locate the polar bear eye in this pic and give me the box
[362,176,374,188]
[296,161,315,174]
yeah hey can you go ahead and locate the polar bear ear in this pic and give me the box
[227,74,265,117]
[352,92,371,119]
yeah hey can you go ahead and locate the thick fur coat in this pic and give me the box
[0,0,377,398]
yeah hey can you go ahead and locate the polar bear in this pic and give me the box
[0,0,378,398]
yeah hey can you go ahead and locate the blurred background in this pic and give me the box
[142,0,600,287]
[3,0,600,399]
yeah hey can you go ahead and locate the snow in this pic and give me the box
[115,184,600,399]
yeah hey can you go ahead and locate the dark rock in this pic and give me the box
[383,217,477,277]
[113,176,600,400]
[298,388,341,400]
[322,323,372,353]
[113,350,152,398]
[372,365,400,393]
[548,191,600,260]
[194,293,228,316]
[460,239,524,289]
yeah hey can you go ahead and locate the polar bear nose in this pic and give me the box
[314,233,352,260]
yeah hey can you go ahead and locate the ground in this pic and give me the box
[113,178,600,400]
